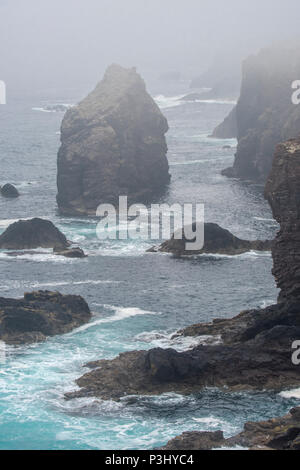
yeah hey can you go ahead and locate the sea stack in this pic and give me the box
[56,64,170,216]
[215,44,300,182]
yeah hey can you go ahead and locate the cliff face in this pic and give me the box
[265,139,300,302]
[57,64,170,216]
[219,45,300,181]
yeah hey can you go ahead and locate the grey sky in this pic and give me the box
[1,0,300,94]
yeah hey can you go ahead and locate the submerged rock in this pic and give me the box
[0,291,91,345]
[161,407,300,450]
[0,218,69,250]
[57,64,170,216]
[149,223,271,256]
[1,183,19,198]
[218,43,300,182]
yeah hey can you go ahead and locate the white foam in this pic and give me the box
[135,331,222,352]
[279,388,300,399]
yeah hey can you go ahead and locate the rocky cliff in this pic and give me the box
[217,44,300,181]
[57,64,170,216]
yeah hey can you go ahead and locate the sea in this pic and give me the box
[0,77,299,450]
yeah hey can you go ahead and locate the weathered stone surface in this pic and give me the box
[149,222,271,256]
[57,64,170,216]
[0,291,91,345]
[53,246,87,258]
[0,218,69,250]
[1,183,19,198]
[161,407,300,450]
[218,44,300,182]
[265,139,300,302]
[212,106,237,139]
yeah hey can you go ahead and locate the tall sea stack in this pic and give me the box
[57,65,170,216]
[215,44,300,182]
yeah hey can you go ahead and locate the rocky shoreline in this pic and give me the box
[64,137,300,415]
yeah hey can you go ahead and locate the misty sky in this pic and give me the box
[1,0,300,95]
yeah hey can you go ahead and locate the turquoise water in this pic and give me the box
[0,86,298,449]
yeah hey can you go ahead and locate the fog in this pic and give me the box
[1,0,300,96]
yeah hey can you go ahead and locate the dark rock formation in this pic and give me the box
[0,291,91,345]
[53,246,87,258]
[162,407,300,450]
[265,139,300,302]
[211,107,237,139]
[148,223,271,256]
[1,183,19,198]
[218,44,300,182]
[0,218,69,250]
[57,64,170,216]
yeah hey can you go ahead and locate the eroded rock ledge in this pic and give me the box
[161,407,300,450]
[0,291,91,345]
[216,44,300,182]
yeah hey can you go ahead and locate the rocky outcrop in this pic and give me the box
[148,222,271,256]
[1,183,19,198]
[218,44,300,182]
[265,139,300,302]
[211,107,237,139]
[0,218,69,250]
[57,64,170,216]
[162,407,300,450]
[0,291,91,345]
[53,246,87,258]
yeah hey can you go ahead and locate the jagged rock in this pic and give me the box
[57,64,170,216]
[161,407,300,450]
[53,246,87,258]
[219,44,300,182]
[265,139,300,302]
[148,223,272,256]
[1,183,19,198]
[212,107,237,139]
[0,291,91,345]
[0,218,69,250]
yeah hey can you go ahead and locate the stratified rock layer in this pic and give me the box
[0,291,91,345]
[217,44,300,182]
[265,139,300,301]
[57,64,170,216]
